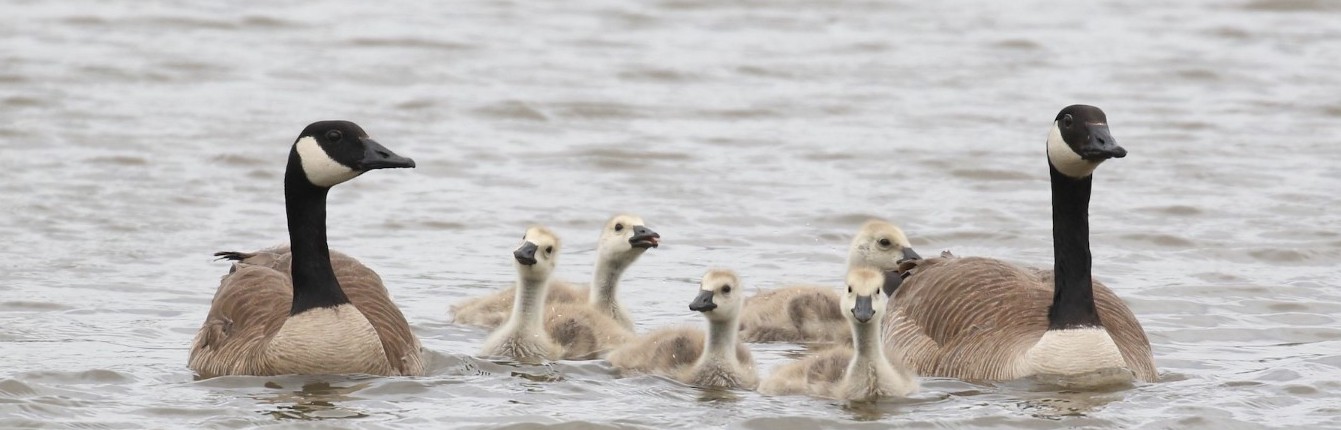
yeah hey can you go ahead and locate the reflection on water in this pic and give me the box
[1010,390,1129,421]
[694,386,746,402]
[1024,368,1139,391]
[257,381,371,421]
[841,394,949,422]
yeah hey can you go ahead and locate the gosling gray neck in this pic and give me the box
[850,319,887,367]
[509,275,549,334]
[701,317,740,365]
[587,257,632,319]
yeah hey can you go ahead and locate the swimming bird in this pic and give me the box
[883,105,1155,387]
[452,214,659,330]
[480,226,632,363]
[188,121,423,378]
[759,268,918,400]
[738,220,919,343]
[607,269,758,389]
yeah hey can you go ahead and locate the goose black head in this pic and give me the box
[1046,105,1126,179]
[293,120,416,188]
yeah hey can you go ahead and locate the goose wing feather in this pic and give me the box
[887,256,1154,382]
[192,246,423,376]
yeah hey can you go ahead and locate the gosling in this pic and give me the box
[452,214,659,329]
[606,269,758,389]
[758,268,918,400]
[480,226,631,363]
[739,219,919,343]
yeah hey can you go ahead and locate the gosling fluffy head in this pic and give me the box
[514,226,561,282]
[847,220,920,295]
[847,220,920,271]
[689,269,744,323]
[842,268,888,325]
[596,214,660,262]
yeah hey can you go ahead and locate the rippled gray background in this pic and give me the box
[2,0,1340,428]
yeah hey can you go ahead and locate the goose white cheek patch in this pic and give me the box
[1045,122,1101,178]
[296,136,359,187]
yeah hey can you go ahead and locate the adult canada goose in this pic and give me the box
[738,220,919,343]
[480,226,632,363]
[452,214,660,330]
[607,269,758,389]
[759,268,918,400]
[188,121,423,378]
[883,105,1155,386]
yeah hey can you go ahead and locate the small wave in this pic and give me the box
[14,369,135,384]
[1119,233,1197,248]
[617,67,701,83]
[949,168,1033,181]
[346,37,473,51]
[1243,0,1341,11]
[992,39,1043,50]
[0,301,71,312]
[472,101,549,121]
[549,102,650,120]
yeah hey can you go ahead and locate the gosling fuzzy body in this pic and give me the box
[608,270,757,389]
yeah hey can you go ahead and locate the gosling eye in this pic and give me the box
[721,285,732,294]
[614,223,624,232]
[325,129,343,142]
[847,285,853,293]
[878,238,892,247]
[1063,114,1074,128]
[545,246,553,254]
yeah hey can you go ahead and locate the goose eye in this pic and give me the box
[1063,114,1074,128]
[848,286,853,293]
[325,130,343,141]
[721,285,732,294]
[614,223,624,232]
[545,246,553,254]
[878,238,892,247]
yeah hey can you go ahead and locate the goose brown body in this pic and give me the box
[883,256,1155,382]
[189,247,424,377]
[188,121,422,378]
[882,105,1154,386]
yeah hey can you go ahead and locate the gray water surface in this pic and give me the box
[2,0,1340,428]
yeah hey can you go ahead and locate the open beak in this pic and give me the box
[629,225,661,249]
[357,137,417,170]
[688,290,716,312]
[1079,124,1126,161]
[513,241,539,266]
[852,295,875,323]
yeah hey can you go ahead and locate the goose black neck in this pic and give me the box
[1047,164,1102,329]
[284,150,351,315]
